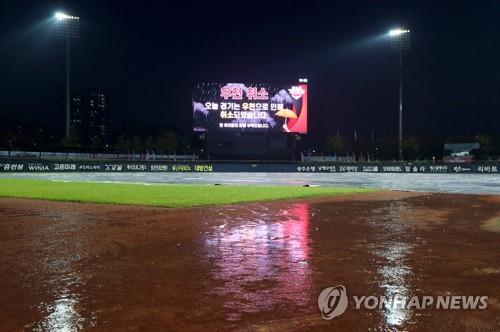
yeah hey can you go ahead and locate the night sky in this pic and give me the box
[0,1,498,143]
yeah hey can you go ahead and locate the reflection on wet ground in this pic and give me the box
[204,204,312,321]
[1,192,500,331]
[371,201,415,327]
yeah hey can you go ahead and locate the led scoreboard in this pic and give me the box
[193,81,308,134]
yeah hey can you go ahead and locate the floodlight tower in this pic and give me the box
[389,28,410,160]
[55,12,80,138]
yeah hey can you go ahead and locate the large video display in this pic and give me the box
[193,82,308,133]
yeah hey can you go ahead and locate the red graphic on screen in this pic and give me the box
[286,84,308,134]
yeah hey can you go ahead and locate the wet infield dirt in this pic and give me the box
[1,191,500,331]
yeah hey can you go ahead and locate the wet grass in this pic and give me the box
[0,178,376,208]
[481,217,500,233]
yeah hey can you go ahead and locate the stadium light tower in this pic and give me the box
[389,28,410,160]
[54,12,80,138]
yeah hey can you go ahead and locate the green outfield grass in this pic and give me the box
[0,178,375,208]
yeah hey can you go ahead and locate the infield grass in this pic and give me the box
[0,178,375,208]
[481,217,500,233]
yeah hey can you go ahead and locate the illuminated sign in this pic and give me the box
[193,81,308,133]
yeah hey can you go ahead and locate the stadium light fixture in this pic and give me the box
[55,12,69,20]
[388,27,411,160]
[388,28,410,37]
[55,12,79,21]
[54,11,80,138]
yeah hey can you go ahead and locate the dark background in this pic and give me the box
[0,0,498,147]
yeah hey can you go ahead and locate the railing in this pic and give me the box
[0,150,198,161]
[302,156,355,162]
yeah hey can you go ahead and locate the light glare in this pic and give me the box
[389,29,410,37]
[55,12,68,20]
[55,12,79,20]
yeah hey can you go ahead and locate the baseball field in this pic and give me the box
[0,174,500,331]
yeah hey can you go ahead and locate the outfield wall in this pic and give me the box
[0,159,499,174]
